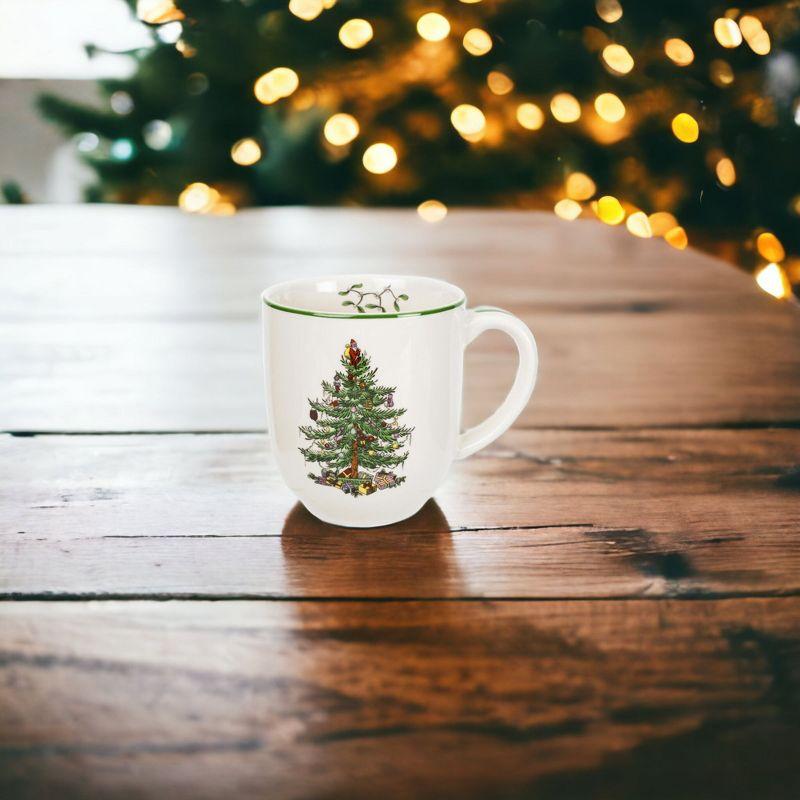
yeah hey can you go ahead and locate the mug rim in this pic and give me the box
[262,274,466,320]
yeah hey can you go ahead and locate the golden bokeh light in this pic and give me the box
[601,44,634,74]
[664,38,694,66]
[450,104,486,136]
[362,142,397,174]
[323,113,359,146]
[749,30,770,55]
[288,0,323,21]
[487,71,514,95]
[137,0,184,24]
[671,112,699,143]
[715,157,736,187]
[665,226,688,250]
[739,15,770,55]
[755,263,790,299]
[649,212,679,237]
[597,195,625,225]
[626,211,652,238]
[757,232,786,263]
[230,137,262,166]
[178,182,219,214]
[738,15,761,40]
[417,199,448,223]
[254,67,299,104]
[713,17,742,48]
[594,92,625,123]
[710,59,734,86]
[463,28,492,56]
[550,93,581,123]
[417,12,450,42]
[554,198,582,220]
[595,0,623,24]
[516,102,545,130]
[566,172,596,201]
[339,19,373,49]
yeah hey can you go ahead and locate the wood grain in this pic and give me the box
[1,598,799,800]
[2,208,799,431]
[2,206,800,797]
[3,428,799,598]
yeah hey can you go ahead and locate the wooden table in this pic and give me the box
[2,206,799,799]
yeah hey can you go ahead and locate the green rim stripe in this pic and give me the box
[263,296,465,319]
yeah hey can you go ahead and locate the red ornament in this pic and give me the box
[348,339,361,366]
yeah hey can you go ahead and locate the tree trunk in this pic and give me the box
[351,439,359,477]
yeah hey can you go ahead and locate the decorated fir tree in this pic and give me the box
[299,338,413,497]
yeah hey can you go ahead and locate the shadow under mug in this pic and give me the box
[262,274,538,527]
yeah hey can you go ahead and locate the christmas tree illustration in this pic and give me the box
[299,339,413,497]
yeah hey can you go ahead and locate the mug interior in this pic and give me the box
[263,274,465,317]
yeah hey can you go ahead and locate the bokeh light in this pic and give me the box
[463,28,492,56]
[254,68,299,104]
[324,113,359,146]
[757,232,785,262]
[362,142,397,174]
[626,211,652,238]
[143,120,172,150]
[595,0,623,23]
[664,38,694,66]
[671,112,699,143]
[550,93,581,123]
[339,19,373,49]
[665,226,688,249]
[289,0,323,21]
[566,172,596,201]
[178,182,219,214]
[715,157,736,187]
[230,138,262,166]
[710,59,735,86]
[417,13,450,42]
[755,263,789,298]
[487,71,514,95]
[516,103,544,130]
[649,212,679,237]
[417,199,448,223]
[739,15,771,55]
[602,44,634,74]
[554,198,582,220]
[597,195,625,225]
[451,104,486,136]
[594,92,625,122]
[714,17,742,48]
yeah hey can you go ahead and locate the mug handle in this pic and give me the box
[457,307,539,459]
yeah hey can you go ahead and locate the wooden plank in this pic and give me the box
[0,211,772,320]
[1,598,799,799]
[2,207,799,430]
[2,306,799,431]
[3,429,799,598]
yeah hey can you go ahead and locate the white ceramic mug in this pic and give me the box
[262,275,538,527]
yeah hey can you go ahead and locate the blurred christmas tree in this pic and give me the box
[37,0,800,297]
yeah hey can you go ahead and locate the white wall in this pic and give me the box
[0,80,100,202]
